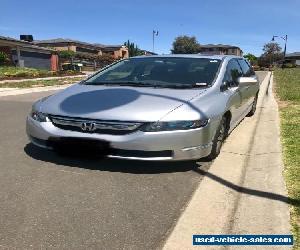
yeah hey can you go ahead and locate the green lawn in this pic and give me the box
[0,66,50,79]
[0,77,85,88]
[274,68,300,249]
[0,66,83,80]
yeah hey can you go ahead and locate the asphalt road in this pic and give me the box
[0,72,267,250]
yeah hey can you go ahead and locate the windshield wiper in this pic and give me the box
[160,83,209,89]
[85,81,160,88]
[85,81,209,89]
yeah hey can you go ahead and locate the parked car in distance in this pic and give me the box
[27,55,259,161]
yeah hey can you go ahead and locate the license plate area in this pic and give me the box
[48,137,110,155]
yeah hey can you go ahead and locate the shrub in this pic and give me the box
[58,50,76,59]
[96,54,117,68]
[282,63,296,68]
[0,51,8,65]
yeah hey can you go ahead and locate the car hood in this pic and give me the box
[39,84,207,122]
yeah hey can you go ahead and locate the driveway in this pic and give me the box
[0,72,267,249]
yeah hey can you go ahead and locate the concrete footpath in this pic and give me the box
[163,73,292,250]
[0,84,72,97]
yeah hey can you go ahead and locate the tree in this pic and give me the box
[96,54,116,68]
[243,53,257,64]
[171,35,200,54]
[262,42,282,55]
[58,50,76,59]
[258,42,283,67]
[124,40,143,57]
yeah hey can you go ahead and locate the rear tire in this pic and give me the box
[246,93,258,117]
[206,116,228,161]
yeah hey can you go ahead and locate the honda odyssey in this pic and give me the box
[26,55,259,161]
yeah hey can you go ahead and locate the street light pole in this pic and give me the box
[152,30,159,53]
[272,34,288,61]
[283,34,287,59]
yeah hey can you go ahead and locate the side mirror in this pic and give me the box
[238,77,257,86]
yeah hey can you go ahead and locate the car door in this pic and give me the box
[223,59,246,127]
[237,59,258,109]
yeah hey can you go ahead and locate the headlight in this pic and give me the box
[31,110,50,122]
[140,119,208,132]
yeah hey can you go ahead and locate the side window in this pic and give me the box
[224,59,243,86]
[238,59,255,77]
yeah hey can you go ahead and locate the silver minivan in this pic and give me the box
[27,55,259,161]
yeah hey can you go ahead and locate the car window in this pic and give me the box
[238,59,255,77]
[85,57,222,87]
[223,59,243,86]
[101,61,136,80]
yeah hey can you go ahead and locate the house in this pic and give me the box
[35,38,129,59]
[199,44,243,56]
[140,50,157,56]
[94,43,129,59]
[0,36,58,71]
[285,52,300,66]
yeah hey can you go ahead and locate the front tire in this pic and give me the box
[246,93,258,117]
[206,116,228,161]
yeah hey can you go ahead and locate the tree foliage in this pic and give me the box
[243,53,257,64]
[96,54,116,68]
[124,40,143,57]
[258,42,283,67]
[0,51,8,65]
[262,42,282,55]
[171,35,200,54]
[58,50,76,59]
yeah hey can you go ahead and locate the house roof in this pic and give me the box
[0,36,54,53]
[200,44,240,49]
[35,38,125,50]
[132,54,242,60]
[35,38,94,46]
[285,52,300,58]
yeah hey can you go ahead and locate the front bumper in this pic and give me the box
[26,116,219,161]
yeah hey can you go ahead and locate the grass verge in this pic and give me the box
[0,66,83,80]
[274,68,300,249]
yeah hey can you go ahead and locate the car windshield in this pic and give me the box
[85,57,221,88]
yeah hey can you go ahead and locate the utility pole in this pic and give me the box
[272,35,288,65]
[152,30,159,53]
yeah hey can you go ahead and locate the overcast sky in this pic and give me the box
[1,0,299,56]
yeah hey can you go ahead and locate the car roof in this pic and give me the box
[131,54,243,60]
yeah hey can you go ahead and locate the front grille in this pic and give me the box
[49,115,143,135]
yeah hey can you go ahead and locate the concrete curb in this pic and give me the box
[162,72,292,250]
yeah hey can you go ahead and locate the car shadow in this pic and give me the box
[193,167,300,207]
[24,143,211,174]
[59,88,140,114]
[57,87,208,119]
